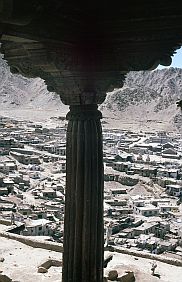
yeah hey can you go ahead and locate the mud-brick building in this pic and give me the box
[1,1,182,281]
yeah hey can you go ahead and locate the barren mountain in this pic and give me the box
[0,54,68,121]
[0,54,182,131]
[100,69,182,131]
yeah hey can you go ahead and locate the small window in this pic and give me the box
[39,226,42,231]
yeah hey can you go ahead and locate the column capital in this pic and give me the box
[66,104,102,121]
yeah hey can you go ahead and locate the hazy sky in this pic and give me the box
[158,46,182,69]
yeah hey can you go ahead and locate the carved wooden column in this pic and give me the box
[63,104,104,282]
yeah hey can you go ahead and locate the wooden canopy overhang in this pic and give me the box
[1,0,182,104]
[1,1,182,282]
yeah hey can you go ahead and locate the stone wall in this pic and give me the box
[108,246,182,267]
[0,231,63,253]
[0,219,11,226]
[1,227,181,267]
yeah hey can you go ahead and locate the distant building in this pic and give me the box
[42,188,57,198]
[130,199,159,217]
[162,148,180,159]
[166,184,182,197]
[158,204,179,214]
[3,178,14,193]
[10,151,40,165]
[0,187,8,196]
[23,219,53,236]
[134,222,159,236]
[112,161,131,172]
[157,168,179,179]
[135,205,159,217]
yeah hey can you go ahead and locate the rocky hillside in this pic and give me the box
[0,54,65,110]
[100,69,182,131]
[0,53,182,131]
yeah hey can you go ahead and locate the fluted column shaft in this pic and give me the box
[63,104,104,282]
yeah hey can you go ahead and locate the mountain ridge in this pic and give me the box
[0,54,182,131]
[100,69,182,131]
